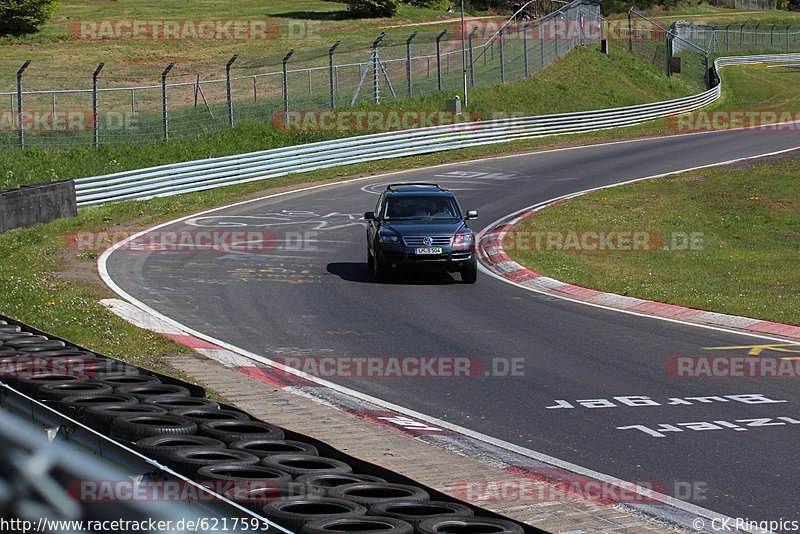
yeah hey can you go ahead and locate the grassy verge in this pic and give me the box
[504,64,800,327]
[504,156,800,326]
[0,45,695,190]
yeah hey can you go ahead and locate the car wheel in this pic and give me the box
[460,256,478,284]
[373,252,390,283]
[367,245,375,270]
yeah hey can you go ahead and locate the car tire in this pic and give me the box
[144,395,219,410]
[260,454,352,478]
[37,381,114,401]
[165,448,260,478]
[198,420,285,444]
[368,500,473,527]
[168,406,250,423]
[373,252,390,283]
[228,438,319,459]
[302,516,413,534]
[461,256,478,284]
[327,483,428,507]
[134,434,227,462]
[114,383,191,400]
[82,403,168,434]
[295,473,387,496]
[110,414,198,443]
[417,517,524,534]
[261,496,367,534]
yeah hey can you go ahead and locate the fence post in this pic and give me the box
[540,22,545,69]
[92,63,104,147]
[523,23,529,78]
[499,26,505,83]
[554,17,559,58]
[754,24,760,48]
[131,89,135,115]
[283,50,294,125]
[770,25,775,50]
[161,63,174,141]
[226,55,237,128]
[628,9,632,53]
[373,33,386,104]
[469,28,477,88]
[436,30,447,92]
[725,23,731,51]
[787,25,791,52]
[16,60,31,150]
[406,32,417,97]
[328,41,341,109]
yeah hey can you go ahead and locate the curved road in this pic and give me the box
[106,129,800,528]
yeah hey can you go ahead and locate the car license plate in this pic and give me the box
[415,247,442,255]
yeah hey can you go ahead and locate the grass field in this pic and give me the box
[505,64,800,326]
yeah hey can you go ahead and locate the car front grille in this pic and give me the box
[402,236,452,247]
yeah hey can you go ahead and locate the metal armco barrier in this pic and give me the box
[74,54,800,207]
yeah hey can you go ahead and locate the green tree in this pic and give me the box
[410,0,452,9]
[346,0,401,17]
[0,0,58,36]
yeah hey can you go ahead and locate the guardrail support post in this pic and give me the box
[226,55,237,128]
[283,50,294,125]
[436,30,447,92]
[92,63,104,147]
[161,63,174,141]
[329,41,341,109]
[406,32,417,97]
[16,60,31,150]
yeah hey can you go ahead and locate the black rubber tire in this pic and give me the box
[260,454,352,478]
[133,434,226,461]
[165,448,261,478]
[262,496,367,534]
[37,381,114,401]
[2,355,103,381]
[15,349,89,357]
[196,464,294,499]
[144,395,219,410]
[57,393,139,419]
[416,517,524,534]
[368,501,474,527]
[11,374,86,397]
[295,473,387,496]
[82,403,168,434]
[168,406,250,423]
[93,374,160,388]
[4,336,62,348]
[79,359,141,379]
[303,516,413,534]
[198,420,284,444]
[373,253,390,283]
[228,439,319,459]
[110,414,198,443]
[0,332,33,341]
[460,256,478,284]
[114,383,191,400]
[223,479,313,512]
[327,483,429,507]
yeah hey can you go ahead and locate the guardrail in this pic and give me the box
[74,53,800,207]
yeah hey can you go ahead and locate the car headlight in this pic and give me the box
[379,234,400,243]
[452,230,474,249]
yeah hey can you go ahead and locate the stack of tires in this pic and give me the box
[0,319,530,534]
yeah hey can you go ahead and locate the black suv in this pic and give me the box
[364,183,478,283]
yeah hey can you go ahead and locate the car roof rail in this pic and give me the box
[385,183,443,191]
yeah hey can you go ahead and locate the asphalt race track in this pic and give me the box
[105,128,800,528]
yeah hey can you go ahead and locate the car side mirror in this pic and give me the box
[364,211,376,220]
[466,210,478,219]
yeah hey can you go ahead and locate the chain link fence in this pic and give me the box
[672,21,800,53]
[0,0,601,151]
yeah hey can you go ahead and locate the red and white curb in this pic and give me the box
[477,195,800,344]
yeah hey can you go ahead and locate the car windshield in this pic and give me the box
[383,195,461,220]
